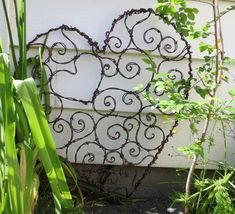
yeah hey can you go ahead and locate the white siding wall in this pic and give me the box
[1,0,235,168]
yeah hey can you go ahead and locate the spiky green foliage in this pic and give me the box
[0,0,84,213]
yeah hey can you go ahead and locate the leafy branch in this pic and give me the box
[141,0,235,213]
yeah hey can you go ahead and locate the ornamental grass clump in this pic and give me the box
[0,0,84,213]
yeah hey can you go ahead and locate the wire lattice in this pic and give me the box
[28,8,192,196]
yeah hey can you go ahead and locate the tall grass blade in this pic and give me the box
[19,0,27,78]
[0,52,23,213]
[14,78,74,212]
[38,46,51,117]
[19,142,39,214]
[15,99,30,142]
[0,100,6,213]
[60,157,84,208]
[1,0,19,74]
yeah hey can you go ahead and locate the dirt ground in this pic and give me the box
[85,196,184,214]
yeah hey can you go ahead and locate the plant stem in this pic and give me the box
[185,115,211,214]
[1,0,19,73]
[184,0,224,213]
[221,120,228,174]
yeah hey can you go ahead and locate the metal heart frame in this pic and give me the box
[28,8,192,196]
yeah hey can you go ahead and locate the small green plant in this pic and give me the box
[140,0,235,213]
[180,168,235,214]
[0,0,84,213]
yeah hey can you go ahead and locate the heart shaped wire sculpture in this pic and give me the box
[28,8,192,196]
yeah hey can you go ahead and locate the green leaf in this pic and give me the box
[204,56,211,62]
[192,8,199,13]
[194,86,210,99]
[146,67,156,72]
[199,42,209,52]
[190,143,204,158]
[133,84,144,92]
[142,58,152,65]
[179,13,187,23]
[226,106,235,115]
[228,88,235,97]
[188,12,195,20]
[178,146,190,155]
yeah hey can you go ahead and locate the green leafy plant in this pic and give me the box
[0,0,84,213]
[180,169,235,214]
[140,0,235,213]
